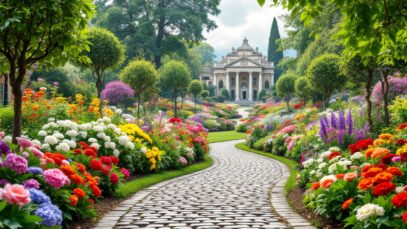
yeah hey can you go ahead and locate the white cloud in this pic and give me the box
[204,1,288,60]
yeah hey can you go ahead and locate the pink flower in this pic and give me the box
[29,147,44,158]
[278,125,296,134]
[287,141,295,151]
[43,169,70,189]
[0,184,31,206]
[3,153,28,174]
[0,131,5,139]
[16,137,33,149]
[120,168,130,179]
[179,156,188,166]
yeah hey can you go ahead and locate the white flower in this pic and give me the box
[338,159,352,167]
[56,143,70,152]
[66,130,78,137]
[302,158,315,168]
[396,186,406,193]
[318,162,327,169]
[320,175,337,184]
[45,136,59,145]
[350,152,363,160]
[107,124,116,129]
[309,170,316,175]
[114,128,121,135]
[42,124,50,130]
[49,122,58,128]
[53,132,64,139]
[109,142,116,149]
[96,132,106,139]
[140,147,147,154]
[48,118,55,122]
[329,146,341,152]
[90,143,100,150]
[118,136,130,146]
[88,138,97,143]
[92,125,104,132]
[79,131,87,139]
[41,143,50,150]
[63,139,76,148]
[320,151,331,158]
[115,109,123,115]
[317,158,324,163]
[126,142,135,150]
[32,140,41,147]
[316,171,323,177]
[104,142,111,148]
[356,204,385,221]
[38,130,47,137]
[104,136,111,142]
[79,124,91,131]
[102,117,111,123]
[113,149,120,157]
[328,163,338,173]
[361,162,371,168]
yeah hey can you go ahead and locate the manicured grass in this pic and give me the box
[115,154,213,197]
[235,143,299,194]
[208,130,246,143]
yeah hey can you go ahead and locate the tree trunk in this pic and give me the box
[194,96,197,113]
[154,13,165,68]
[379,72,390,127]
[96,75,103,115]
[365,70,374,131]
[174,96,178,118]
[285,97,290,111]
[10,65,25,144]
[181,96,184,109]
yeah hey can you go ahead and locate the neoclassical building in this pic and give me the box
[200,38,274,103]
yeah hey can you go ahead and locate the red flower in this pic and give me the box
[79,142,89,148]
[90,159,103,171]
[397,123,407,131]
[348,138,373,154]
[386,167,403,177]
[69,195,78,206]
[110,173,119,185]
[44,152,66,166]
[102,166,111,176]
[110,156,119,165]
[120,168,130,179]
[169,117,182,123]
[373,182,396,196]
[335,174,345,179]
[402,211,407,224]
[73,149,82,154]
[75,163,86,173]
[90,184,102,197]
[342,198,353,210]
[311,182,320,190]
[381,153,398,164]
[73,188,86,198]
[328,152,341,160]
[70,174,84,185]
[392,192,407,208]
[100,156,112,165]
[84,148,97,158]
[396,139,407,145]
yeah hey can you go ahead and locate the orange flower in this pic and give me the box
[22,96,28,102]
[73,188,86,198]
[379,133,393,141]
[336,174,345,179]
[371,148,391,159]
[386,167,403,177]
[358,177,374,190]
[321,179,335,189]
[311,182,320,190]
[344,172,358,182]
[342,198,353,210]
[69,195,78,206]
[70,174,84,185]
[75,163,86,173]
[365,148,376,158]
[363,167,383,178]
[373,172,393,184]
[61,165,76,176]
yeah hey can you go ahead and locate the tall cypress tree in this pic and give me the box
[268,17,284,83]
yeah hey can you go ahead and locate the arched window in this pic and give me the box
[218,80,224,89]
[265,80,270,89]
[241,82,247,88]
[253,78,257,87]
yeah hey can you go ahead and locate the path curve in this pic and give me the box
[95,140,314,229]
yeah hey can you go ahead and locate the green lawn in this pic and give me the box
[235,143,299,194]
[208,130,246,143]
[115,154,213,197]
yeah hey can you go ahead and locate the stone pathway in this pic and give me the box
[95,140,314,229]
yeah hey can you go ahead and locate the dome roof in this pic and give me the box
[236,37,254,51]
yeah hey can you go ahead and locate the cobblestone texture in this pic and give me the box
[95,140,314,229]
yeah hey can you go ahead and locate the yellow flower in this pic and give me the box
[396,144,407,155]
[373,139,385,146]
[379,133,393,141]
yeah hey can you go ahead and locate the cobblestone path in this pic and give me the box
[96,140,314,229]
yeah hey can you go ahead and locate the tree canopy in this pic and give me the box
[268,17,284,83]
[189,80,203,112]
[276,72,296,110]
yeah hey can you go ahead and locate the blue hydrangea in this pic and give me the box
[29,189,51,204]
[34,203,63,227]
[27,167,43,175]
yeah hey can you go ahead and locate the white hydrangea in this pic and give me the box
[42,124,50,130]
[66,130,78,137]
[338,159,352,167]
[109,142,116,149]
[140,147,147,154]
[329,146,341,152]
[53,132,64,139]
[113,149,120,157]
[317,157,324,163]
[41,143,50,151]
[107,124,116,129]
[32,139,41,147]
[118,136,130,146]
[45,136,59,145]
[115,109,123,115]
[302,158,315,168]
[328,163,338,173]
[104,136,111,142]
[62,139,76,148]
[350,152,363,160]
[79,131,87,139]
[318,162,327,169]
[92,125,104,132]
[90,143,100,150]
[320,151,331,158]
[38,130,47,137]
[356,204,385,221]
[127,142,135,150]
[96,132,106,139]
[56,143,70,152]
[49,122,58,128]
[79,124,91,131]
[114,128,122,135]
[102,117,111,123]
[4,136,12,144]
[88,138,97,143]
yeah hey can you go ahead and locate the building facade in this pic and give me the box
[0,75,11,106]
[200,38,274,103]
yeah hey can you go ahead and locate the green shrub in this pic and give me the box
[272,134,287,156]
[253,137,267,151]
[0,107,14,132]
[236,124,248,132]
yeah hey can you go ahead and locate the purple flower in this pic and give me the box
[346,109,353,135]
[101,80,134,105]
[0,179,10,186]
[34,203,63,227]
[338,110,345,131]
[27,167,43,175]
[29,189,50,204]
[3,153,28,174]
[330,113,337,129]
[0,140,11,154]
[52,82,59,87]
[392,156,401,163]
[337,129,345,145]
[141,126,150,133]
[319,117,328,141]
[24,179,41,189]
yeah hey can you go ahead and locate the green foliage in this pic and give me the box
[253,137,267,151]
[0,107,14,132]
[207,131,246,143]
[389,96,407,124]
[236,124,248,133]
[294,77,311,101]
[81,27,125,97]
[120,59,159,118]
[268,17,284,82]
[201,90,209,99]
[276,72,296,109]
[220,89,230,100]
[32,68,75,97]
[258,89,268,102]
[160,60,192,117]
[189,80,203,99]
[307,53,344,107]
[272,134,287,156]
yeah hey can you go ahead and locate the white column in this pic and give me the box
[213,74,217,96]
[249,72,253,101]
[226,72,230,92]
[259,72,263,92]
[235,72,239,101]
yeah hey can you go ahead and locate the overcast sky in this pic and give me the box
[204,0,290,61]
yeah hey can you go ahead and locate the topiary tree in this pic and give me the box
[160,60,191,117]
[276,72,296,110]
[0,0,94,143]
[120,59,159,119]
[81,27,125,101]
[258,89,268,102]
[189,80,203,113]
[201,90,209,100]
[220,88,230,100]
[101,80,134,106]
[294,77,312,103]
[307,54,344,108]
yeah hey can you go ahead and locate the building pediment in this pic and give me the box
[225,57,262,68]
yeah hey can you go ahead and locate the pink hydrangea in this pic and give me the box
[29,147,44,158]
[179,156,188,166]
[16,137,33,149]
[0,184,31,206]
[43,169,70,189]
[3,153,28,174]
[372,75,407,104]
[278,125,296,134]
[287,141,295,151]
